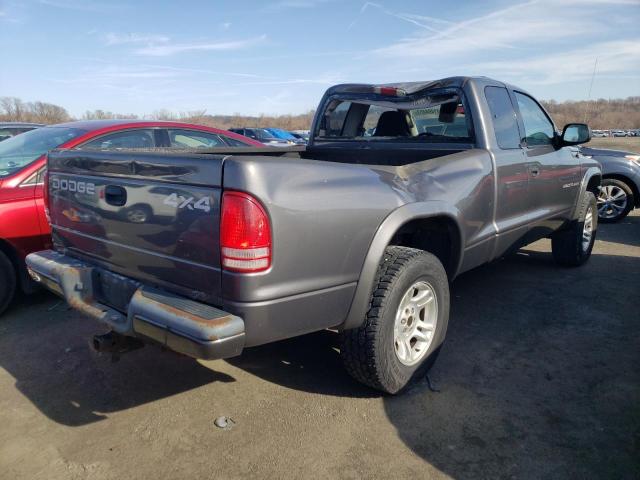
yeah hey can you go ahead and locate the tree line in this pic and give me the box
[541,97,640,130]
[0,96,316,130]
[1,95,638,131]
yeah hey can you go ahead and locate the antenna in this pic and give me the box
[584,57,598,124]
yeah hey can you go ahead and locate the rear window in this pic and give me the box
[82,129,155,149]
[224,136,253,147]
[316,90,473,143]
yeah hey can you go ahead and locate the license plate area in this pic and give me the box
[93,269,140,313]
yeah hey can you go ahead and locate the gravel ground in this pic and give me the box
[1,211,638,480]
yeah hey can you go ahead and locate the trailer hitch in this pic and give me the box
[92,331,144,362]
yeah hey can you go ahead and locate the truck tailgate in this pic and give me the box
[47,149,224,305]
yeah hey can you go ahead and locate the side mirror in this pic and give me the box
[560,123,590,146]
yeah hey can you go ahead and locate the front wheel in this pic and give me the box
[339,246,449,394]
[552,191,597,267]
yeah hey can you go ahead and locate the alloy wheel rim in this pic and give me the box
[393,281,438,366]
[597,185,627,219]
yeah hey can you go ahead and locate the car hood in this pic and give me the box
[580,146,633,157]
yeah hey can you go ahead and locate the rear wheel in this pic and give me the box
[597,179,633,223]
[339,246,449,394]
[552,191,597,267]
[0,250,17,316]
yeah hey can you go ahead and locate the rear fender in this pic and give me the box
[340,202,464,331]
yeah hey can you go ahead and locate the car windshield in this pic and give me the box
[0,126,85,178]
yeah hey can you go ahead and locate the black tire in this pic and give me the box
[552,191,597,267]
[597,178,634,223]
[339,246,450,394]
[0,250,17,316]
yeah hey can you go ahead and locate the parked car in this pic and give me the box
[265,128,305,145]
[611,130,629,137]
[0,122,44,142]
[591,130,608,138]
[0,120,261,314]
[27,77,599,394]
[290,130,310,142]
[579,146,640,222]
[228,128,291,147]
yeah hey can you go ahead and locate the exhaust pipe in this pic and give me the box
[92,331,144,360]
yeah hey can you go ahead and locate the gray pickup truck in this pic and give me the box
[26,77,601,394]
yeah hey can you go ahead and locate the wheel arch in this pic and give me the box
[573,167,601,220]
[340,202,464,331]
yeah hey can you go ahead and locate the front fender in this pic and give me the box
[340,201,464,331]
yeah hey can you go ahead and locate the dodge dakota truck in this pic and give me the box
[26,77,601,394]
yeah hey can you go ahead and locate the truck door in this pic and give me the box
[484,86,530,258]
[513,91,581,235]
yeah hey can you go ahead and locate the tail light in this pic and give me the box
[220,191,271,272]
[373,86,406,97]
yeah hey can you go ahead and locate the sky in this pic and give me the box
[1,0,639,117]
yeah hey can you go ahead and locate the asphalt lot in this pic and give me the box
[1,212,638,480]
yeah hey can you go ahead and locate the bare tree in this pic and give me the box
[83,110,138,120]
[0,97,70,124]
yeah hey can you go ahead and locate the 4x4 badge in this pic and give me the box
[163,193,211,212]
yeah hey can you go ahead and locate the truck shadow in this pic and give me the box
[227,329,376,398]
[0,293,234,427]
[229,220,640,478]
[382,246,640,479]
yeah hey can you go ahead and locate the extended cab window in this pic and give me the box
[82,129,155,149]
[485,86,521,149]
[514,92,555,147]
[168,129,224,148]
[325,101,352,136]
[316,90,472,143]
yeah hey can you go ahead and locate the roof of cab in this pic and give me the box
[326,76,512,96]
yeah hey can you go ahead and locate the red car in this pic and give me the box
[0,120,261,314]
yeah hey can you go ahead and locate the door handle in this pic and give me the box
[528,164,540,177]
[104,185,127,206]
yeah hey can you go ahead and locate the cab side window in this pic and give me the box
[82,129,156,149]
[514,92,555,147]
[485,86,521,149]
